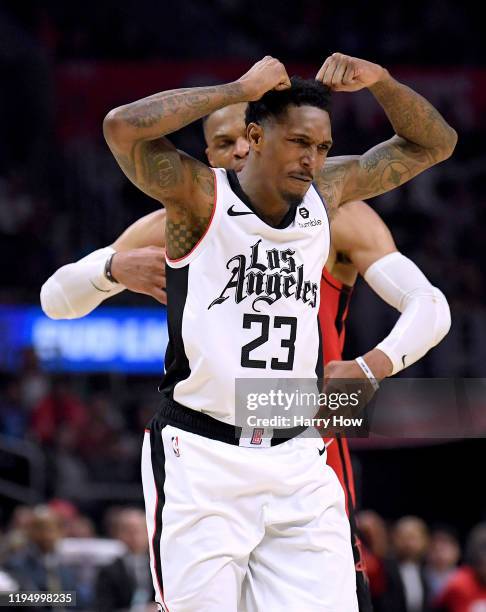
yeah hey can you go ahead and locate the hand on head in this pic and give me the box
[237,56,291,101]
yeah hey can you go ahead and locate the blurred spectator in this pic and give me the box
[48,498,79,531]
[46,499,95,539]
[51,427,91,500]
[0,505,34,562]
[94,508,153,612]
[18,348,49,410]
[4,505,79,609]
[103,506,124,539]
[425,526,461,602]
[435,523,486,611]
[30,376,87,448]
[0,377,28,438]
[79,393,138,483]
[67,515,96,539]
[47,498,97,539]
[357,509,407,612]
[392,516,431,612]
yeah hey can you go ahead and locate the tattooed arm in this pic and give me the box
[315,53,458,213]
[103,57,290,258]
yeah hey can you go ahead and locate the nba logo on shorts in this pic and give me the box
[172,436,180,457]
[250,428,264,445]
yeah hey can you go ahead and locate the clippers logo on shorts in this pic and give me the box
[208,239,318,312]
[251,428,265,445]
[171,436,180,457]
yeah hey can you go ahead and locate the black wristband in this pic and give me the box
[104,252,119,284]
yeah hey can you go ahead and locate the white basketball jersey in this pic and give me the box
[160,168,330,424]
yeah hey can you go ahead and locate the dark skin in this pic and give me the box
[204,103,249,172]
[103,53,457,262]
[238,105,332,226]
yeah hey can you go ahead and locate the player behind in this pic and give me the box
[41,55,456,608]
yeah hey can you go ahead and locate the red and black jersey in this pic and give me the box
[320,267,354,364]
[319,266,355,513]
[319,266,374,611]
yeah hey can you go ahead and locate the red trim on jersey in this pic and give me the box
[319,267,353,364]
[166,168,217,264]
[320,266,356,514]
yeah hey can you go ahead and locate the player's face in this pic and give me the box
[255,105,332,206]
[205,104,249,172]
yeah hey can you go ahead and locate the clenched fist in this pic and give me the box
[316,52,389,92]
[237,56,291,101]
[111,246,167,304]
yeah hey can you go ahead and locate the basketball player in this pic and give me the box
[40,102,451,611]
[43,58,458,609]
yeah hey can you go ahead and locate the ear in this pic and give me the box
[205,146,213,167]
[246,122,264,151]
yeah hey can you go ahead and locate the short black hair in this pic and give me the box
[246,76,331,126]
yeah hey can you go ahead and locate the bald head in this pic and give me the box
[28,505,63,553]
[113,508,148,554]
[203,103,248,171]
[356,510,388,558]
[393,516,429,562]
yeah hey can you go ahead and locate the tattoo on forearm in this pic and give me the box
[362,148,395,172]
[360,140,442,194]
[370,78,457,151]
[379,161,411,190]
[118,83,244,132]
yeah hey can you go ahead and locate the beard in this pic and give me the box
[279,189,305,209]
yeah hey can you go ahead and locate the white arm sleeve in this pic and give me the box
[363,251,451,375]
[40,247,125,319]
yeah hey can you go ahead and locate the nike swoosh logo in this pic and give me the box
[401,354,407,367]
[318,439,334,455]
[227,205,253,217]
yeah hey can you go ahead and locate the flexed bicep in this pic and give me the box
[316,135,449,212]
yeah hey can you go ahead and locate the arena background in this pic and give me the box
[0,2,484,609]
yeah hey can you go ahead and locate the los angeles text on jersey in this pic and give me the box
[208,239,319,312]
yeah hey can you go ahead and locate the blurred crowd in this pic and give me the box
[0,503,156,611]
[0,350,158,505]
[0,1,483,64]
[1,500,486,611]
